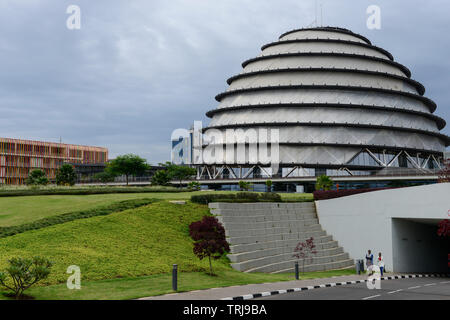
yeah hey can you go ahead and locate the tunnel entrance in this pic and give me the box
[392,218,449,273]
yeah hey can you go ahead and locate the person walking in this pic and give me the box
[365,250,374,268]
[377,252,385,276]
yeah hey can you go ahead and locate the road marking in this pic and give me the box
[408,286,421,290]
[387,289,403,294]
[440,281,450,284]
[362,294,381,300]
[424,283,436,287]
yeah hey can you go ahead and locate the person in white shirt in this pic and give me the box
[377,252,385,276]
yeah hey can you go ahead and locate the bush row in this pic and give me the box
[0,187,184,198]
[191,192,282,204]
[313,188,393,201]
[0,198,158,238]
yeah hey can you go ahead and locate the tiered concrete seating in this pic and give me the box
[209,202,354,273]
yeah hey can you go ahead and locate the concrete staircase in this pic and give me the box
[209,202,354,273]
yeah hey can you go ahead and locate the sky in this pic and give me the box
[0,0,449,164]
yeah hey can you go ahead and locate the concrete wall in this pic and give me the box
[315,183,450,272]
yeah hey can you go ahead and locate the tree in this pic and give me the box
[189,216,230,276]
[0,256,53,299]
[56,164,77,186]
[151,170,171,186]
[26,169,49,186]
[107,154,150,186]
[315,175,333,191]
[438,159,450,183]
[188,181,201,191]
[265,180,273,192]
[164,163,196,188]
[238,180,251,191]
[292,237,317,273]
[93,171,115,185]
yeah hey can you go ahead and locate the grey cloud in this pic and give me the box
[0,0,448,163]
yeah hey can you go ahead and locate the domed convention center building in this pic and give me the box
[193,27,450,191]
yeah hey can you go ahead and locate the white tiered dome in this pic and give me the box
[204,27,449,172]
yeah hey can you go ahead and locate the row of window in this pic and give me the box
[348,151,441,169]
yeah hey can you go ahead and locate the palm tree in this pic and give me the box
[315,175,333,191]
[238,180,251,191]
[265,180,273,192]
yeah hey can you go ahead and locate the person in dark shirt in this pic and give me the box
[365,250,374,268]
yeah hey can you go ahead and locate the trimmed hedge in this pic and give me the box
[0,187,184,198]
[313,188,393,201]
[0,198,158,238]
[191,192,282,204]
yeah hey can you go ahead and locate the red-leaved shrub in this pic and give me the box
[189,216,230,275]
[313,187,394,201]
[437,219,449,237]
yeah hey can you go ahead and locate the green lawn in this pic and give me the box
[0,201,219,285]
[10,268,355,300]
[0,197,346,300]
[0,191,313,227]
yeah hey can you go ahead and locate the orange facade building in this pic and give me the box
[0,137,108,185]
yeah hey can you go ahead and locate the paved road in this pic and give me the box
[256,277,450,300]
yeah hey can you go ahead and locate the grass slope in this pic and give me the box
[0,198,349,300]
[0,191,312,227]
[0,201,225,285]
[0,198,157,238]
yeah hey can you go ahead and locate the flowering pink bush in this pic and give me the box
[293,237,317,273]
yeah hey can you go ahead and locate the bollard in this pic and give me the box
[172,264,178,291]
[295,262,299,280]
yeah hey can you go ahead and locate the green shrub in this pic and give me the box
[93,171,115,184]
[0,256,53,299]
[151,170,171,186]
[191,192,281,204]
[26,169,49,186]
[259,192,282,202]
[190,194,236,204]
[0,198,158,238]
[0,186,183,198]
[235,192,259,201]
[56,164,77,186]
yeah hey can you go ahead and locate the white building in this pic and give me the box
[316,183,450,273]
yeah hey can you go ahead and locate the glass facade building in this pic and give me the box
[0,137,108,185]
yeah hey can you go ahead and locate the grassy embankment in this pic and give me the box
[0,190,342,300]
[0,190,312,227]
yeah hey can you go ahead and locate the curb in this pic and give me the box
[221,273,450,300]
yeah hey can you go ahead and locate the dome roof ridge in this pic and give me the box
[279,26,372,45]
